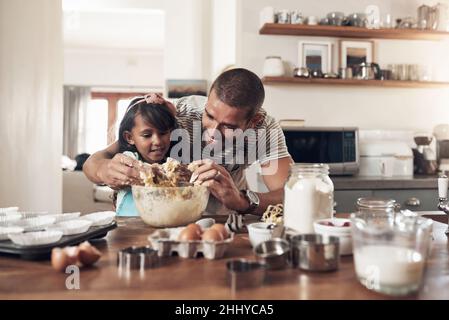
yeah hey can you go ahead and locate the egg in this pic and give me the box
[178,227,202,241]
[201,228,224,242]
[210,223,229,239]
[77,241,102,266]
[186,223,203,236]
[51,246,78,272]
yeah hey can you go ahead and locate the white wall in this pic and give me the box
[163,0,211,80]
[64,48,164,87]
[0,0,63,212]
[211,0,237,79]
[63,0,212,88]
[236,0,449,132]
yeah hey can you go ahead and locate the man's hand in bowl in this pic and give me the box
[97,153,142,190]
[189,159,249,212]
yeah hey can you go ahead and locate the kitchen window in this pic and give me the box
[87,92,146,152]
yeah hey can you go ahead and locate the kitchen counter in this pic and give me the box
[0,214,448,300]
[332,174,438,190]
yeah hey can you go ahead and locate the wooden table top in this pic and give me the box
[0,214,448,300]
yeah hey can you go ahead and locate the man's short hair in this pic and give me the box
[210,68,265,119]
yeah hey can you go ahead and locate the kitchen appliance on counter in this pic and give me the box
[433,124,449,174]
[359,141,413,177]
[413,132,438,175]
[282,126,359,175]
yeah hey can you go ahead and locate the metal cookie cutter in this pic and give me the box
[117,246,159,271]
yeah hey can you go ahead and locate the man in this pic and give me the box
[83,68,293,216]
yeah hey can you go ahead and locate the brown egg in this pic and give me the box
[178,227,202,241]
[201,228,224,242]
[51,246,78,272]
[186,223,203,236]
[210,223,229,239]
[77,241,102,266]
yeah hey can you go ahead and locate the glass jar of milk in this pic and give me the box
[351,208,433,296]
[283,164,334,233]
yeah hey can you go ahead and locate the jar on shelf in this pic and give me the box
[283,164,334,233]
[263,56,285,77]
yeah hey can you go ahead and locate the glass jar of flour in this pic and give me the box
[283,164,334,233]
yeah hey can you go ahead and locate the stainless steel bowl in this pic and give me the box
[254,238,290,270]
[346,13,368,27]
[293,67,310,78]
[285,229,301,266]
[291,234,340,272]
[226,259,266,289]
[327,11,345,26]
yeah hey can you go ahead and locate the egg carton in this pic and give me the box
[148,227,234,260]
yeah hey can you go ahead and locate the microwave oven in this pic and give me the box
[282,126,359,175]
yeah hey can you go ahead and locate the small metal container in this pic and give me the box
[285,229,301,266]
[339,67,353,79]
[291,234,340,272]
[293,67,310,78]
[277,10,291,24]
[291,10,304,24]
[310,69,324,78]
[254,238,290,270]
[117,246,159,270]
[226,259,266,289]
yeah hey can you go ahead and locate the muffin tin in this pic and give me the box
[0,209,117,260]
[0,221,117,260]
[148,227,234,260]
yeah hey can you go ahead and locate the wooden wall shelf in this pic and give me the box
[262,77,449,88]
[259,23,449,41]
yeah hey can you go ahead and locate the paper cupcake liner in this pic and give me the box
[8,230,63,246]
[17,211,49,219]
[12,216,56,232]
[82,211,116,227]
[0,207,19,215]
[53,212,81,223]
[0,214,22,226]
[46,219,92,235]
[0,226,24,241]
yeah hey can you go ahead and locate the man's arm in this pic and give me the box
[253,156,293,214]
[83,141,140,189]
[191,156,293,216]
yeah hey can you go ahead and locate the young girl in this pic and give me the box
[115,95,178,216]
